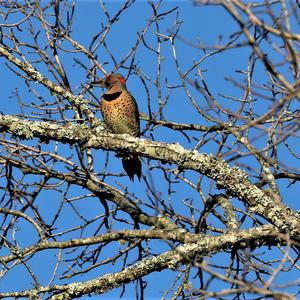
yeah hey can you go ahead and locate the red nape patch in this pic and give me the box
[119,77,126,86]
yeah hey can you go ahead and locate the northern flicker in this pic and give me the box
[96,73,141,181]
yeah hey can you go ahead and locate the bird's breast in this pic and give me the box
[100,91,140,136]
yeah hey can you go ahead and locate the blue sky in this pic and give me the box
[0,1,299,299]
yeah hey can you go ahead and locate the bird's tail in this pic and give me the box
[122,155,142,181]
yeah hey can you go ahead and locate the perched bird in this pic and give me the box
[96,73,141,181]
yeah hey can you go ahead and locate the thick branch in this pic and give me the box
[0,115,299,240]
[0,225,280,299]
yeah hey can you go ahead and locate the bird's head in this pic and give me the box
[92,73,126,89]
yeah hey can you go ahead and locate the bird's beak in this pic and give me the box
[91,78,106,87]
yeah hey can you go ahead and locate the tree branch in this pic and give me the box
[0,115,299,241]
